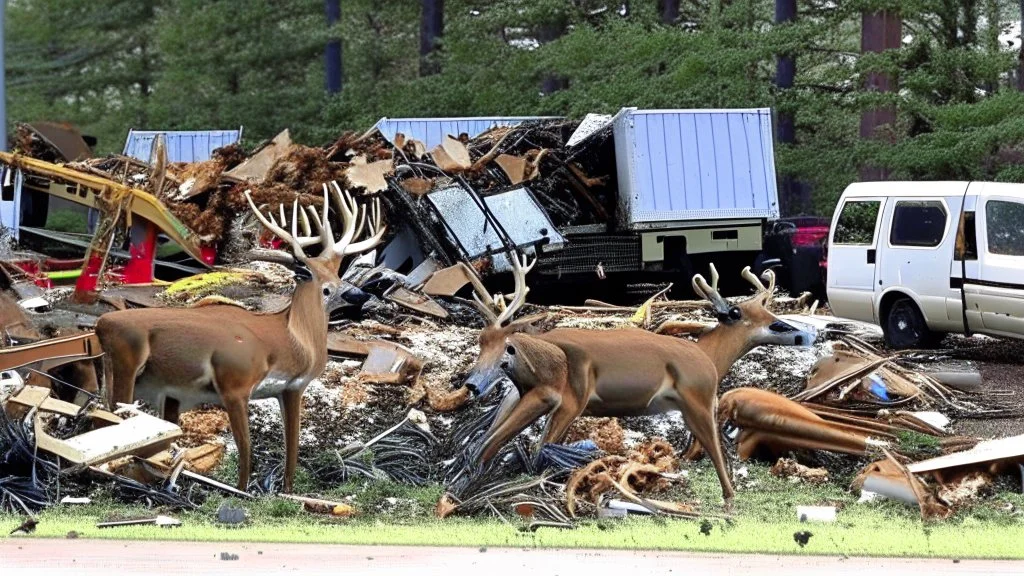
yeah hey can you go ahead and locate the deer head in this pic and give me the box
[462,251,545,398]
[692,263,817,353]
[244,181,386,314]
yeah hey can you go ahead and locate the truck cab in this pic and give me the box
[826,181,1024,348]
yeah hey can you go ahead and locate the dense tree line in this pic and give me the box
[7,0,1024,214]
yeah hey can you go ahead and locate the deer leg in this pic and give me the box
[477,387,559,464]
[538,396,583,448]
[101,331,150,409]
[222,394,253,492]
[676,389,735,508]
[279,389,303,494]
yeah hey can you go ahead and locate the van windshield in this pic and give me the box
[986,200,1024,256]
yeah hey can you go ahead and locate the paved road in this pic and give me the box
[1,539,1019,576]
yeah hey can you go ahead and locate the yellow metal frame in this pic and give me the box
[0,151,210,266]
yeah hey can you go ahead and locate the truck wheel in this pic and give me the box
[884,297,939,350]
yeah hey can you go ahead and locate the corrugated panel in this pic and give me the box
[373,116,559,149]
[122,128,243,163]
[613,107,779,228]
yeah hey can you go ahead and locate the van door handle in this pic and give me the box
[867,249,876,264]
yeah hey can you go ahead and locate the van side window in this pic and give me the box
[889,200,947,248]
[833,200,880,245]
[986,200,1024,256]
[955,211,977,261]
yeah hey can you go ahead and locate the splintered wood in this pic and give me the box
[429,136,472,172]
[566,440,694,518]
[344,158,394,193]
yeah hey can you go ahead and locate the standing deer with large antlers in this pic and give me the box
[95,182,385,492]
[461,258,816,508]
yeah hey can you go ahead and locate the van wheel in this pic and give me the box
[884,297,939,350]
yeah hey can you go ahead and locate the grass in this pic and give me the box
[46,210,89,234]
[2,462,1022,558]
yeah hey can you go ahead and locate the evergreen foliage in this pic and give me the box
[6,0,1024,214]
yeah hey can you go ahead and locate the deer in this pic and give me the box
[459,255,816,509]
[94,181,385,492]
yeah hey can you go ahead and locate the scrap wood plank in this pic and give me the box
[35,411,182,466]
[385,285,448,318]
[326,333,371,357]
[6,385,121,425]
[0,332,102,373]
[907,433,1024,474]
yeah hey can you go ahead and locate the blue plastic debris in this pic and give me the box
[535,440,601,473]
[867,373,889,401]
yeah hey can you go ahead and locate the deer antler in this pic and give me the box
[321,181,387,257]
[692,263,731,315]
[244,190,319,260]
[741,266,777,302]
[469,251,536,327]
[495,251,536,325]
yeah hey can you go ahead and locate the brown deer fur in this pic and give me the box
[682,387,874,461]
[95,182,384,492]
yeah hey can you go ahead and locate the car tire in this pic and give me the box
[884,297,940,350]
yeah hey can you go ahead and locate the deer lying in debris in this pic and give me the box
[683,387,881,460]
[95,182,384,492]
[461,257,816,508]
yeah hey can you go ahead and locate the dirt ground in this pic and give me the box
[958,360,1024,439]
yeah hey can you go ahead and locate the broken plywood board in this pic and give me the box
[6,385,121,425]
[421,262,476,297]
[345,158,394,193]
[907,433,1024,474]
[400,177,433,197]
[224,129,292,182]
[495,154,529,185]
[429,136,471,172]
[35,411,182,467]
[406,257,442,289]
[326,333,372,358]
[385,285,448,318]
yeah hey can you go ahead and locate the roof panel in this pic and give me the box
[123,129,243,163]
[613,108,779,226]
[373,116,560,149]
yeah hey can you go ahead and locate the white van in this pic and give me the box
[825,181,1024,348]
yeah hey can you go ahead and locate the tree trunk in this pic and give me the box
[1018,0,1024,91]
[859,10,901,182]
[537,19,568,95]
[775,0,802,215]
[325,0,342,93]
[420,0,444,76]
[661,0,680,24]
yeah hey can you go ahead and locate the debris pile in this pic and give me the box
[0,118,1021,531]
